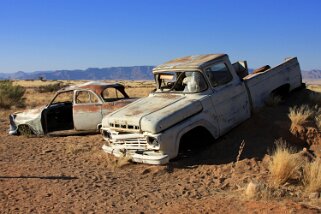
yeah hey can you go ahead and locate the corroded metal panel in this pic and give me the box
[102,54,303,165]
[73,104,102,130]
[245,57,302,108]
[105,94,186,132]
[153,54,226,72]
[9,81,133,136]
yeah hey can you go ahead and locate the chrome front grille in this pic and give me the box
[104,130,147,150]
[109,122,140,131]
[112,137,147,150]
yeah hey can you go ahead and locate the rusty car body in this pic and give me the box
[101,54,303,164]
[9,81,135,136]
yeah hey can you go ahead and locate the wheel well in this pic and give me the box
[271,84,290,98]
[17,124,34,136]
[179,126,214,153]
[97,124,102,133]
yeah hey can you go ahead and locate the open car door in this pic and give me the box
[42,90,74,134]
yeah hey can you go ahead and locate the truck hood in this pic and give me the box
[104,94,203,134]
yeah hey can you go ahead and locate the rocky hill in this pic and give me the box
[301,69,321,84]
[0,66,154,80]
[1,67,320,82]
[302,69,321,79]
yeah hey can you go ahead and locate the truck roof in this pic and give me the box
[153,54,227,72]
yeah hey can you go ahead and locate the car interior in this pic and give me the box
[41,91,74,133]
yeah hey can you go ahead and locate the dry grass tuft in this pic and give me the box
[231,140,245,174]
[269,139,303,186]
[236,140,245,163]
[288,105,313,132]
[303,158,321,193]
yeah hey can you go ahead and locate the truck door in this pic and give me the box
[206,62,251,135]
[73,90,103,131]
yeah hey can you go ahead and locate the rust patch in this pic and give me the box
[252,65,271,74]
[158,94,181,99]
[102,100,132,111]
[73,105,101,113]
[153,54,226,72]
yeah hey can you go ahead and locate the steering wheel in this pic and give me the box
[166,82,174,87]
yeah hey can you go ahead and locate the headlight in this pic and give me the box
[147,137,160,148]
[102,130,112,139]
[9,114,16,126]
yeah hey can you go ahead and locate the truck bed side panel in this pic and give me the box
[244,57,302,108]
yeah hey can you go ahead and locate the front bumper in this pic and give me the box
[102,144,169,165]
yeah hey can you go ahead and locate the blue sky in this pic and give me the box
[0,0,320,73]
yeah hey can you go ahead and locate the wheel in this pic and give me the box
[18,124,34,136]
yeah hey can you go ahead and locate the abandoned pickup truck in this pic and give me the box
[101,54,303,164]
[9,81,134,136]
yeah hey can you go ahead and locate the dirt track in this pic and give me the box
[1,88,321,213]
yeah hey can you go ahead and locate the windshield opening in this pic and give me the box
[155,71,207,93]
[51,91,73,105]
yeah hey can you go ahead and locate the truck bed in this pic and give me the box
[243,57,302,108]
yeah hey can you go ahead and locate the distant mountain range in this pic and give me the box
[0,66,155,80]
[302,70,321,80]
[0,67,320,82]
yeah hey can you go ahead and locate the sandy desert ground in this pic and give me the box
[1,80,321,213]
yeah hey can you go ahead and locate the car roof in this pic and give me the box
[59,81,125,95]
[153,54,227,72]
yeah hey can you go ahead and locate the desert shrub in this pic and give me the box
[303,158,321,193]
[35,82,67,93]
[0,80,26,109]
[288,105,313,128]
[269,139,303,186]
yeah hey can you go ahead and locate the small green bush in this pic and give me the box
[0,80,25,109]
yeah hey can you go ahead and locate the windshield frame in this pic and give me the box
[153,69,208,94]
[48,90,74,106]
